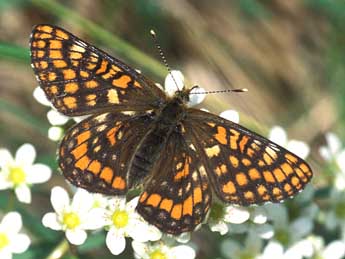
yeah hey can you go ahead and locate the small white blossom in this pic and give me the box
[42,186,106,245]
[261,203,314,258]
[269,126,310,159]
[309,235,345,259]
[220,110,240,123]
[164,70,205,106]
[208,202,250,235]
[103,196,161,255]
[0,212,30,259]
[0,143,51,203]
[132,240,196,259]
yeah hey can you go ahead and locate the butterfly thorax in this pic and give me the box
[128,90,188,187]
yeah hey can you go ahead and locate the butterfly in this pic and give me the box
[30,24,313,235]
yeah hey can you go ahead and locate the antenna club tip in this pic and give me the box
[150,29,156,36]
[242,88,248,92]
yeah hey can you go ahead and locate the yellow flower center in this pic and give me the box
[0,232,9,250]
[8,166,26,185]
[63,212,81,229]
[149,250,167,259]
[112,210,129,228]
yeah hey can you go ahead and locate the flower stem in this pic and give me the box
[45,239,69,259]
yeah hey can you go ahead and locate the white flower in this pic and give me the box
[208,202,250,235]
[164,70,205,106]
[323,189,345,240]
[103,196,161,255]
[0,143,51,203]
[220,110,240,123]
[268,126,310,159]
[0,212,30,259]
[221,234,263,259]
[42,186,106,245]
[309,235,345,259]
[319,132,345,190]
[261,203,314,259]
[132,240,196,259]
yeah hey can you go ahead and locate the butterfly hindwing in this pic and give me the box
[185,109,313,206]
[136,132,212,234]
[30,24,166,116]
[59,111,155,194]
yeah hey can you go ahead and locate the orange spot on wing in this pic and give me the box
[38,25,53,33]
[263,171,275,183]
[77,130,91,145]
[71,143,88,159]
[49,50,63,59]
[244,191,254,201]
[88,160,101,174]
[160,198,173,212]
[214,126,227,145]
[134,81,142,88]
[171,204,182,220]
[85,80,98,88]
[112,176,126,190]
[236,172,248,186]
[249,168,261,180]
[140,192,148,203]
[63,96,77,109]
[49,40,62,49]
[285,153,298,164]
[223,181,236,194]
[112,75,131,89]
[96,60,108,74]
[65,82,79,94]
[53,60,67,68]
[56,29,69,40]
[100,167,113,183]
[281,163,293,176]
[146,194,162,207]
[193,187,202,203]
[75,155,90,170]
[273,168,286,182]
[63,69,76,80]
[239,135,249,153]
[229,155,239,168]
[183,196,193,216]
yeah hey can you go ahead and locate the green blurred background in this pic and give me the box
[0,0,344,258]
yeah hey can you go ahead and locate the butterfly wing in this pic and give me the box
[30,24,166,116]
[184,109,313,206]
[59,111,155,194]
[136,131,212,234]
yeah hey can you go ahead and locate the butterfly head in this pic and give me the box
[173,85,200,105]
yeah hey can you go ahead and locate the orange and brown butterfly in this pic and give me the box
[30,24,313,235]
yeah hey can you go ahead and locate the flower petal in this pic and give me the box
[82,208,107,230]
[71,188,94,214]
[268,126,287,146]
[290,217,313,240]
[106,229,126,255]
[0,212,22,234]
[42,212,62,230]
[48,126,64,141]
[51,186,70,213]
[323,240,345,259]
[0,149,14,168]
[326,132,342,155]
[26,164,51,184]
[65,229,87,245]
[251,207,267,224]
[188,87,206,106]
[0,175,12,190]
[164,70,184,96]
[170,245,196,259]
[287,140,310,159]
[15,144,36,166]
[210,221,228,235]
[224,206,250,224]
[131,240,147,259]
[255,223,274,239]
[47,110,69,126]
[15,185,31,204]
[8,233,30,253]
[220,110,240,123]
[33,86,51,106]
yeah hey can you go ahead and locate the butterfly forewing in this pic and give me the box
[137,132,211,234]
[30,24,166,116]
[185,109,313,206]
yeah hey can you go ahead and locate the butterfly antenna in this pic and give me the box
[189,88,248,95]
[150,29,180,91]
